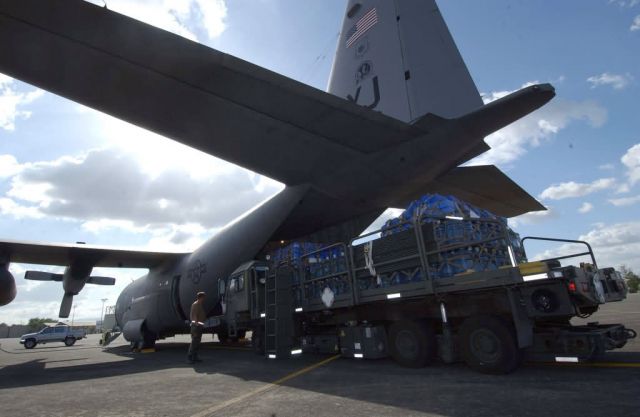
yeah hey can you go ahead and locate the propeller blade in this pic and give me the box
[59,293,74,318]
[86,276,116,285]
[25,271,63,281]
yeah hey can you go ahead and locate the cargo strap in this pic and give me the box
[364,241,381,285]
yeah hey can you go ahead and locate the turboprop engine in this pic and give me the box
[0,266,17,306]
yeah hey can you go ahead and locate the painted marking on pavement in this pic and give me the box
[536,361,640,369]
[190,354,341,417]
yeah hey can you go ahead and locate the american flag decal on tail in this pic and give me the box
[345,8,378,48]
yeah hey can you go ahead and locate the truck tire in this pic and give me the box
[24,338,37,349]
[387,320,436,368]
[216,328,229,344]
[64,337,76,346]
[458,316,520,374]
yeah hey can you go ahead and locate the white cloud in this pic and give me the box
[621,143,640,185]
[81,219,148,234]
[86,0,227,42]
[578,222,640,270]
[0,75,44,131]
[470,83,607,166]
[509,206,556,228]
[0,197,45,219]
[532,221,640,271]
[193,0,228,39]
[617,183,631,193]
[2,146,283,237]
[0,154,22,178]
[609,0,640,7]
[632,15,640,31]
[587,72,634,90]
[578,202,594,213]
[598,163,615,171]
[608,195,640,206]
[538,178,616,200]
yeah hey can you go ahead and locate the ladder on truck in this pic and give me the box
[264,265,296,359]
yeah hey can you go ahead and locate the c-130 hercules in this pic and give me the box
[0,1,554,346]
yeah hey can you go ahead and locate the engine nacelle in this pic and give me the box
[0,266,17,306]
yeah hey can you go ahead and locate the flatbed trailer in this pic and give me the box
[213,215,635,374]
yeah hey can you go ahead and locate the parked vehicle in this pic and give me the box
[211,212,635,374]
[20,325,86,349]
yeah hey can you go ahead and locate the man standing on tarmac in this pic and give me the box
[188,291,207,364]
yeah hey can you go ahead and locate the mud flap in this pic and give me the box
[507,288,534,348]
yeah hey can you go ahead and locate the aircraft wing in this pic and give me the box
[0,0,425,186]
[392,165,545,218]
[0,239,188,268]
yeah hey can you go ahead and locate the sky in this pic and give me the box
[1,0,639,324]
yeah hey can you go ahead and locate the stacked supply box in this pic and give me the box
[352,226,424,291]
[269,242,351,308]
[380,194,527,280]
[301,245,351,308]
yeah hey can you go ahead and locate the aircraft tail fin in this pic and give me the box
[328,0,483,123]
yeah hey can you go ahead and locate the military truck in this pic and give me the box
[209,208,635,374]
[20,325,86,349]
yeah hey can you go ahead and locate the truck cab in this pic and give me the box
[212,261,268,343]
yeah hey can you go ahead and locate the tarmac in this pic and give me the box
[1,294,639,417]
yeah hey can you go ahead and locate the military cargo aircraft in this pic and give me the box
[0,0,553,347]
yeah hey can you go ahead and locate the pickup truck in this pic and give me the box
[20,325,86,349]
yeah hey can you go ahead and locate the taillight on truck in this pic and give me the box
[567,281,577,292]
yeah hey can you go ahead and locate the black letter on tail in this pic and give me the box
[347,76,380,109]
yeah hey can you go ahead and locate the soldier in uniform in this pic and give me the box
[187,291,206,363]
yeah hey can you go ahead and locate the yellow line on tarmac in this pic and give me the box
[574,362,640,368]
[538,361,640,369]
[190,354,341,417]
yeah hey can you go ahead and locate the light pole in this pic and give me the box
[99,298,108,333]
[71,304,77,327]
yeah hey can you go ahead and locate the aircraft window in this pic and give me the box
[238,276,244,291]
[218,279,226,295]
[229,278,236,292]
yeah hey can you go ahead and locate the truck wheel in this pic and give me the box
[217,329,229,344]
[24,338,37,349]
[64,337,76,346]
[387,320,436,368]
[458,316,520,374]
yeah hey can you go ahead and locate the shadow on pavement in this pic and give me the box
[1,338,639,417]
